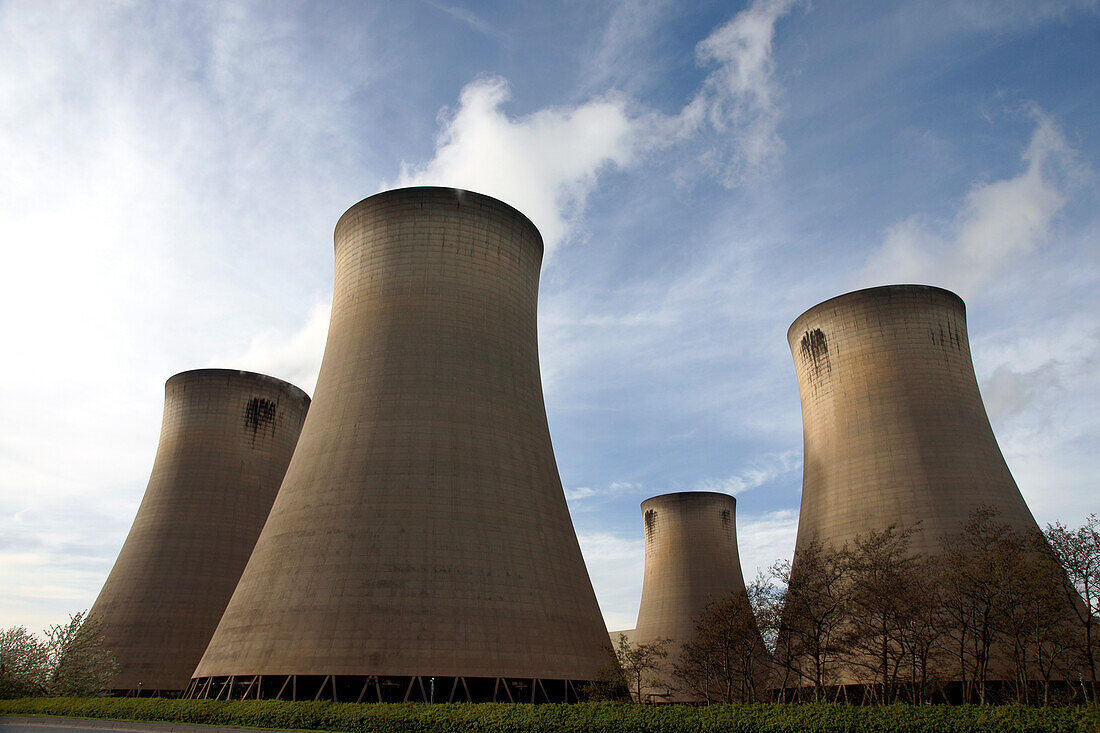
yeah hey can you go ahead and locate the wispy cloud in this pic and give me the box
[0,0,371,629]
[398,0,803,252]
[216,299,332,394]
[581,0,675,94]
[674,0,803,183]
[577,531,645,631]
[738,509,799,583]
[422,1,504,40]
[695,449,802,495]
[565,481,643,507]
[972,314,1100,522]
[859,110,1082,297]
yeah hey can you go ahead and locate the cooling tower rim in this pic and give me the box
[640,490,736,510]
[786,283,965,345]
[335,186,544,254]
[167,368,311,405]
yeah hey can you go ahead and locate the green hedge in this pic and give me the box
[1,698,1098,733]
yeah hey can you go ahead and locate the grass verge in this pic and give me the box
[1,697,1098,732]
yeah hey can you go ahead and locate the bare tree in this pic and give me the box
[839,525,925,704]
[1022,532,1082,706]
[897,553,949,704]
[45,611,119,697]
[1044,514,1100,702]
[0,626,50,698]
[674,583,772,703]
[991,528,1050,704]
[612,632,670,703]
[771,538,850,701]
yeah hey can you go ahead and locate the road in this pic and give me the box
[0,718,297,733]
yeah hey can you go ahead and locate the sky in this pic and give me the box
[1,0,1098,634]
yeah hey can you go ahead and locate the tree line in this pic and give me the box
[4,511,1097,705]
[0,611,117,699]
[609,510,1099,706]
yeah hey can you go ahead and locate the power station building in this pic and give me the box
[633,491,755,703]
[88,369,310,694]
[189,187,611,703]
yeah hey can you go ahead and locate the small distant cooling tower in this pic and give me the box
[190,187,610,703]
[787,285,1041,559]
[633,492,752,702]
[88,369,309,694]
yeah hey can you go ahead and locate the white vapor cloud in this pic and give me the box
[216,299,332,395]
[860,112,1081,297]
[396,77,637,253]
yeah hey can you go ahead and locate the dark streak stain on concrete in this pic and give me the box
[799,328,830,377]
[243,396,277,440]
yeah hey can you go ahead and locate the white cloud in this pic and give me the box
[397,0,802,252]
[565,486,597,501]
[216,299,332,395]
[677,0,802,182]
[577,531,645,631]
[695,449,802,495]
[0,0,369,629]
[981,361,1062,424]
[737,509,799,583]
[564,480,644,509]
[396,76,638,254]
[972,315,1100,523]
[581,0,675,94]
[859,112,1081,297]
[423,1,504,40]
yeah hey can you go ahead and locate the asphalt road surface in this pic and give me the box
[0,718,294,733]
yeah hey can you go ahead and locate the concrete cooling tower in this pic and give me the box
[189,187,610,703]
[787,284,1042,560]
[633,492,752,703]
[88,369,310,694]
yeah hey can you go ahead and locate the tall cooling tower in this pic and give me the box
[88,369,310,694]
[190,187,610,703]
[633,492,751,702]
[787,284,1041,559]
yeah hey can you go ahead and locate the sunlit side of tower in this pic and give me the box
[787,285,1040,559]
[191,187,610,703]
[88,369,310,694]
[633,491,752,702]
[785,285,1048,689]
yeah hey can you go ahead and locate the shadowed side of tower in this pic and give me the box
[192,187,610,703]
[88,369,310,694]
[633,491,754,703]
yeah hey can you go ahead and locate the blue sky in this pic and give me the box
[2,0,1098,633]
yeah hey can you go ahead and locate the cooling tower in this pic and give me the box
[190,187,610,703]
[88,369,310,694]
[787,284,1041,559]
[633,492,754,702]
